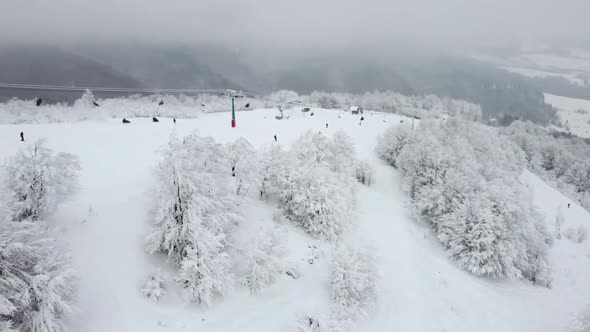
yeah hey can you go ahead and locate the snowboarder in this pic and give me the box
[274,135,277,142]
[173,118,176,124]
[326,123,328,128]
[159,100,164,106]
[152,117,159,122]
[36,98,43,107]
[20,132,24,142]
[93,101,100,107]
[122,118,131,124]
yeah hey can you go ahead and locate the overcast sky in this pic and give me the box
[1,0,588,50]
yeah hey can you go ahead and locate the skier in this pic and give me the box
[36,98,43,106]
[20,132,24,142]
[173,118,176,124]
[568,203,571,208]
[232,166,236,177]
[159,100,164,106]
[274,135,277,142]
[326,123,328,128]
[360,116,364,121]
[93,101,100,107]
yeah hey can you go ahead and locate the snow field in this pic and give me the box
[1,107,589,331]
[545,93,590,138]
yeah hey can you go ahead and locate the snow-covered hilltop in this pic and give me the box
[1,104,589,332]
[0,90,481,124]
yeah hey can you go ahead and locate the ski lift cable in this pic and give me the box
[0,82,321,109]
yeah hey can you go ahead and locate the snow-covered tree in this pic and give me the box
[500,121,590,211]
[267,131,359,240]
[0,220,77,332]
[375,125,416,168]
[330,245,377,323]
[176,225,233,306]
[258,145,294,200]
[329,131,356,174]
[555,206,565,239]
[3,140,80,222]
[226,137,260,197]
[142,271,166,302]
[378,119,550,282]
[280,165,354,240]
[73,89,96,108]
[355,160,374,186]
[572,306,590,332]
[292,131,332,165]
[241,227,286,294]
[147,134,238,305]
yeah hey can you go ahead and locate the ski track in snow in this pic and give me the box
[1,108,590,331]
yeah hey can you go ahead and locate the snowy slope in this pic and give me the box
[545,93,590,138]
[1,108,589,331]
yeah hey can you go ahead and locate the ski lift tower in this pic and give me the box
[227,89,245,128]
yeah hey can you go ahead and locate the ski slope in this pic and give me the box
[1,108,589,331]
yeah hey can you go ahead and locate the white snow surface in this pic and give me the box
[502,67,587,86]
[545,93,590,138]
[1,107,589,331]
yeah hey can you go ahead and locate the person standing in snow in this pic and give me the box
[274,135,277,142]
[568,203,571,208]
[326,123,328,128]
[20,132,24,142]
[36,98,43,106]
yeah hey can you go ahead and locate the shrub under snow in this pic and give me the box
[0,220,77,332]
[147,134,239,306]
[296,313,333,332]
[564,225,588,244]
[142,271,167,302]
[3,140,80,222]
[241,227,287,294]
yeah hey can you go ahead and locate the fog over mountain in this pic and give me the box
[1,0,589,123]
[1,0,589,50]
